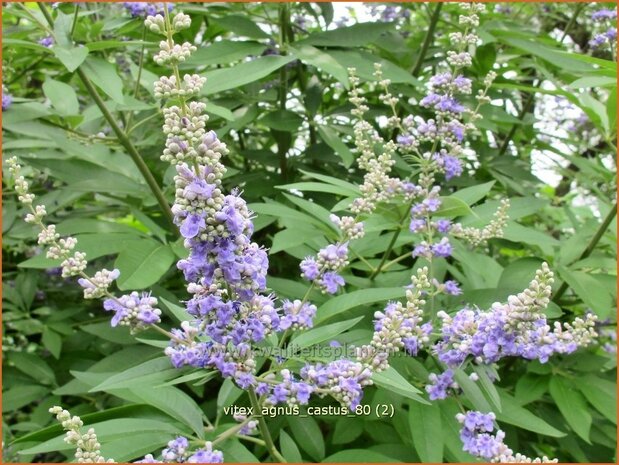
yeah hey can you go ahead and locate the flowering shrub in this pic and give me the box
[2,2,616,464]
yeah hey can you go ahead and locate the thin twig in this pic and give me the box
[552,202,617,303]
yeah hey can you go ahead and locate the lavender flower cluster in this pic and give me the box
[123,2,171,18]
[435,263,597,366]
[137,437,223,464]
[2,86,12,110]
[147,8,378,417]
[457,411,557,462]
[589,8,617,50]
[367,4,411,23]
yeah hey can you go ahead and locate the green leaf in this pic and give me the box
[460,197,548,227]
[276,181,358,197]
[43,79,79,116]
[19,418,181,456]
[202,55,294,95]
[435,196,475,218]
[498,257,545,292]
[496,389,565,437]
[515,374,549,405]
[217,378,243,412]
[212,15,270,39]
[183,41,266,68]
[289,44,349,86]
[579,375,617,424]
[287,416,325,461]
[317,125,354,167]
[315,287,404,324]
[408,402,442,462]
[503,222,560,249]
[218,439,260,463]
[472,365,502,413]
[372,367,428,404]
[42,327,62,359]
[52,45,89,72]
[325,49,419,85]
[103,432,173,463]
[548,377,591,442]
[270,226,324,255]
[498,36,595,73]
[332,417,363,445]
[299,169,361,194]
[204,102,235,121]
[90,357,175,392]
[451,181,495,205]
[159,297,190,323]
[3,385,48,412]
[291,316,364,350]
[558,267,612,317]
[453,369,493,413]
[126,386,206,438]
[280,430,303,462]
[298,22,393,47]
[260,110,303,132]
[82,57,125,103]
[114,240,175,291]
[7,352,56,385]
[322,450,400,462]
[569,76,617,89]
[249,201,324,229]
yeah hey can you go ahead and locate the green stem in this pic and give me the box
[411,3,443,76]
[70,3,79,39]
[248,389,287,463]
[552,202,617,303]
[125,23,148,130]
[370,196,416,279]
[37,2,175,231]
[277,3,289,181]
[77,68,176,230]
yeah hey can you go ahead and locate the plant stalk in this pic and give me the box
[552,202,617,302]
[38,2,175,231]
[248,388,287,463]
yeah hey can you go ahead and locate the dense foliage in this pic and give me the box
[2,2,617,463]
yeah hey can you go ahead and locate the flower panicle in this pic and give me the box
[49,406,115,463]
[435,263,598,367]
[6,157,161,331]
[457,410,558,462]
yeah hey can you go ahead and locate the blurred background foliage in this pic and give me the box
[2,2,616,463]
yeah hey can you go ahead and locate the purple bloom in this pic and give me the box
[280,299,316,330]
[300,256,320,280]
[180,213,205,238]
[409,218,426,233]
[412,243,430,258]
[320,271,345,294]
[435,219,452,233]
[426,369,456,400]
[444,280,462,295]
[123,2,172,17]
[2,91,12,110]
[38,36,54,48]
[431,237,452,258]
[592,8,617,22]
[103,292,161,328]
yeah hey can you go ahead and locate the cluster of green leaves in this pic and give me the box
[2,2,616,463]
